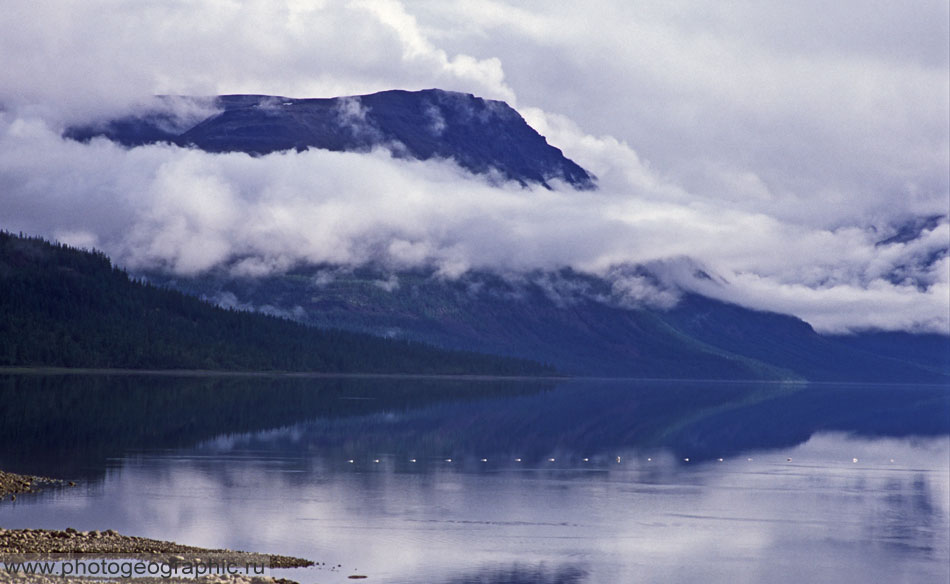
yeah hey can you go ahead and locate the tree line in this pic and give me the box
[0,232,554,375]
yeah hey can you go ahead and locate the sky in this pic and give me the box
[0,0,947,334]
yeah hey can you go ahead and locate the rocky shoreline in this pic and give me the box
[0,528,312,569]
[1,470,313,582]
[0,471,66,501]
[0,574,297,584]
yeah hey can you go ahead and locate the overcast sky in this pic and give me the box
[0,0,947,333]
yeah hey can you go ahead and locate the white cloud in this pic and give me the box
[0,0,513,124]
[1,112,946,333]
[413,0,949,226]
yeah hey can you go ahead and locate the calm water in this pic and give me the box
[1,374,948,583]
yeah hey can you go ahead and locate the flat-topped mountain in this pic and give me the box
[66,89,596,189]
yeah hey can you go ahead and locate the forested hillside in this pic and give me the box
[0,232,552,375]
[153,265,950,381]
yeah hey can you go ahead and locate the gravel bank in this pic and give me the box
[0,472,64,501]
[0,574,299,584]
[0,528,312,569]
[1,470,313,581]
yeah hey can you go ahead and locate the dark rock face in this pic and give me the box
[65,89,596,189]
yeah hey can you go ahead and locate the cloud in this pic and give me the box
[0,0,946,334]
[0,0,513,124]
[1,111,946,334]
[334,96,390,146]
[213,291,307,321]
[688,261,950,334]
[414,1,949,226]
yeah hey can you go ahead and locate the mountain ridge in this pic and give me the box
[65,89,596,189]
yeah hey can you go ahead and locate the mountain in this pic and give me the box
[825,331,950,374]
[59,89,948,381]
[147,265,950,382]
[660,294,949,381]
[0,232,552,376]
[65,89,596,189]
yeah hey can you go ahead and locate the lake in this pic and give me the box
[0,374,948,583]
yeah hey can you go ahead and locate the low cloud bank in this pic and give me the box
[0,110,946,334]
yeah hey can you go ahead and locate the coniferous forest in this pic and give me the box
[0,232,553,375]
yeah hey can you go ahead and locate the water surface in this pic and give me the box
[1,374,947,583]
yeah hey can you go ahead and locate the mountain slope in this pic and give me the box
[148,266,950,382]
[149,267,786,379]
[65,89,596,189]
[660,294,949,382]
[824,331,950,375]
[0,232,552,375]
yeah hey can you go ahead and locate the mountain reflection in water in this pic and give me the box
[0,374,947,584]
[0,374,946,479]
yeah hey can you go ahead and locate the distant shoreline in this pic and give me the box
[0,366,570,382]
[3,367,946,387]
